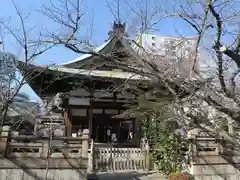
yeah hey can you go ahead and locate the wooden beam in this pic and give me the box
[68,102,126,109]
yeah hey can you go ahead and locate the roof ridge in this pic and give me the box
[58,38,115,66]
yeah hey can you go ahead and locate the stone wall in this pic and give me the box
[190,150,240,180]
[188,136,240,180]
[192,164,240,180]
[0,169,87,180]
[0,127,89,180]
[0,153,88,180]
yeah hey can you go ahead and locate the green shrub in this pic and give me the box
[153,133,184,175]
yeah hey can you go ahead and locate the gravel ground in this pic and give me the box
[88,171,167,180]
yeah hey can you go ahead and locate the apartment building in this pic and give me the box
[135,32,200,75]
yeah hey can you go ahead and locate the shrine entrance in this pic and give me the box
[92,114,134,144]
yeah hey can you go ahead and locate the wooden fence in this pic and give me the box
[88,140,151,172]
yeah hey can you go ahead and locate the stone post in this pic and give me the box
[227,117,234,135]
[88,139,94,173]
[0,126,10,156]
[187,127,198,156]
[216,137,224,155]
[188,135,197,166]
[40,142,49,159]
[145,141,150,170]
[82,129,89,159]
[192,136,197,156]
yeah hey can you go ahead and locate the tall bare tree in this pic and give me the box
[0,1,52,131]
[2,0,240,177]
[36,0,240,146]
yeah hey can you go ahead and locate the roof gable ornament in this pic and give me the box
[108,21,128,39]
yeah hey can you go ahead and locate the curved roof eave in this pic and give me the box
[17,59,149,81]
[48,66,149,80]
[59,37,115,67]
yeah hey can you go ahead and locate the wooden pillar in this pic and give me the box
[63,98,72,137]
[88,83,94,139]
[64,109,72,137]
[134,118,141,147]
[88,99,93,139]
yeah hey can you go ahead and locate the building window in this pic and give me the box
[152,36,156,41]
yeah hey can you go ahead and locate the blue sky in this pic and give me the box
[0,0,204,101]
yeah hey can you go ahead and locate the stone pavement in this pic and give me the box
[88,171,167,180]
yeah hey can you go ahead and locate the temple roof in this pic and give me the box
[17,35,145,80]
[59,21,131,68]
[17,39,147,97]
[17,31,200,98]
[57,36,140,69]
[16,34,147,96]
